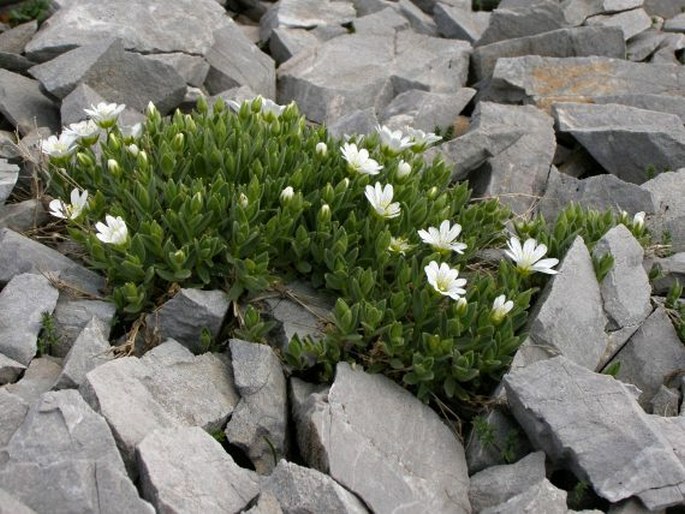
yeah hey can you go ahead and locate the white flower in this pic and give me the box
[418,220,467,254]
[340,143,382,176]
[48,188,88,220]
[364,182,401,219]
[84,102,125,128]
[315,142,328,156]
[63,120,100,143]
[41,133,78,159]
[126,143,140,156]
[633,211,645,228]
[107,159,120,174]
[505,236,558,275]
[376,125,412,154]
[146,101,158,116]
[491,294,514,322]
[405,127,442,150]
[95,215,128,245]
[388,236,413,255]
[280,186,294,202]
[397,159,411,178]
[424,261,467,301]
[259,96,286,117]
[121,122,143,141]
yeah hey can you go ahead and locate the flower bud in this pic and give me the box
[146,101,158,117]
[239,193,249,208]
[456,297,468,314]
[172,132,185,151]
[76,152,94,168]
[126,143,140,156]
[397,159,411,178]
[319,203,331,224]
[137,150,149,169]
[280,186,294,203]
[315,142,328,156]
[107,159,121,175]
[427,186,438,199]
[107,132,121,151]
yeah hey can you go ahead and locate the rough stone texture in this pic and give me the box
[465,102,556,216]
[0,273,59,366]
[278,32,470,124]
[0,389,29,447]
[480,478,569,514]
[0,200,49,233]
[649,252,685,294]
[80,340,238,474]
[327,108,379,140]
[353,7,411,36]
[225,339,288,474]
[504,356,685,510]
[650,385,680,416]
[511,237,608,372]
[608,307,685,409]
[0,488,36,514]
[471,26,626,81]
[0,159,19,206]
[269,27,321,65]
[585,8,653,40]
[0,69,59,136]
[379,88,476,133]
[289,376,330,471]
[53,317,113,390]
[0,353,26,385]
[261,459,369,514]
[51,297,116,358]
[0,228,104,295]
[0,390,153,514]
[476,0,568,46]
[563,0,645,26]
[259,0,356,43]
[205,23,277,99]
[243,491,283,514]
[295,362,470,514]
[553,102,685,184]
[3,357,62,405]
[137,427,260,514]
[642,169,685,252]
[0,20,38,54]
[627,28,672,61]
[487,56,685,109]
[145,53,210,88]
[434,3,490,43]
[145,288,229,354]
[593,93,685,124]
[24,0,233,62]
[469,451,547,512]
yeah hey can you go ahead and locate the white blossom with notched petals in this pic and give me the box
[491,294,514,322]
[364,182,401,219]
[340,143,382,176]
[63,120,100,143]
[406,127,442,150]
[41,133,78,159]
[95,215,128,245]
[633,211,645,228]
[376,125,412,154]
[418,220,467,254]
[424,261,467,300]
[280,186,294,202]
[84,102,126,128]
[505,236,558,275]
[49,188,88,220]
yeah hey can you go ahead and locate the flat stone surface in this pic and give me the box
[593,93,685,124]
[60,82,146,127]
[0,487,36,514]
[553,102,685,184]
[269,27,321,65]
[51,297,115,358]
[0,273,58,366]
[0,353,26,385]
[476,0,568,46]
[0,159,20,206]
[353,7,411,36]
[24,0,233,62]
[642,169,685,252]
[259,0,356,42]
[650,252,685,294]
[586,8,653,40]
[225,339,288,474]
[504,356,685,509]
[0,20,37,54]
[296,362,470,514]
[434,3,490,43]
[137,426,260,514]
[0,389,29,447]
[563,0,644,26]
[511,236,608,372]
[480,478,569,514]
[146,52,209,87]
[261,459,369,514]
[4,357,62,405]
[0,69,59,136]
[380,88,476,133]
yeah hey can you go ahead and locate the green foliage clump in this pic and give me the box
[43,97,632,407]
[7,0,50,26]
[37,311,59,356]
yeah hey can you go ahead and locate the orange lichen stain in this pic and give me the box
[530,60,616,97]
[535,95,596,114]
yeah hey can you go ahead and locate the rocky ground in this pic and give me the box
[0,0,685,512]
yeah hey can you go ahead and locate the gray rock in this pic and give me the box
[593,224,652,358]
[642,169,685,252]
[0,273,59,366]
[3,357,62,405]
[145,288,229,354]
[81,340,238,473]
[0,228,105,296]
[289,377,330,470]
[394,0,439,36]
[488,56,685,108]
[469,451,547,512]
[511,237,609,372]
[585,8,654,40]
[609,307,685,409]
[465,102,556,216]
[0,159,18,206]
[434,3,490,43]
[278,32,470,124]
[24,0,233,62]
[563,0,645,26]
[0,353,25,385]
[380,88,476,134]
[205,23,277,99]
[0,487,36,514]
[145,53,210,88]
[137,426,260,514]
[225,339,288,474]
[626,28,667,61]
[593,93,685,123]
[503,356,685,510]
[51,297,115,358]
[664,11,685,31]
[53,317,112,390]
[0,20,37,54]
[262,459,369,514]
[0,390,152,513]
[471,26,625,81]
[0,130,20,160]
[650,252,685,294]
[269,27,321,65]
[353,7,410,36]
[327,108,379,140]
[608,498,664,513]
[650,385,680,416]
[243,491,283,514]
[59,82,146,127]
[259,0,356,43]
[537,167,654,223]
[553,102,685,184]
[0,51,35,74]
[476,0,568,46]
[481,478,569,514]
[296,362,470,514]
[0,199,50,233]
[0,70,59,136]
[650,32,685,63]
[644,0,685,17]
[0,389,29,447]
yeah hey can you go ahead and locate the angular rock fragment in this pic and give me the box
[0,159,19,206]
[51,297,115,358]
[0,389,29,447]
[269,27,320,65]
[380,88,476,133]
[0,273,59,366]
[0,353,26,385]
[476,0,568,46]
[4,357,62,405]
[504,356,685,510]
[642,169,685,252]
[259,0,356,43]
[327,108,379,140]
[295,362,470,514]
[562,0,644,26]
[60,83,146,127]
[353,7,411,36]
[145,53,209,88]
[225,339,288,474]
[434,3,490,43]
[262,459,369,513]
[649,252,685,294]
[650,385,680,416]
[553,102,685,184]
[593,93,685,123]
[53,317,112,390]
[137,427,259,514]
[0,70,59,136]
[0,20,38,54]
[480,478,569,514]
[585,8,652,40]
